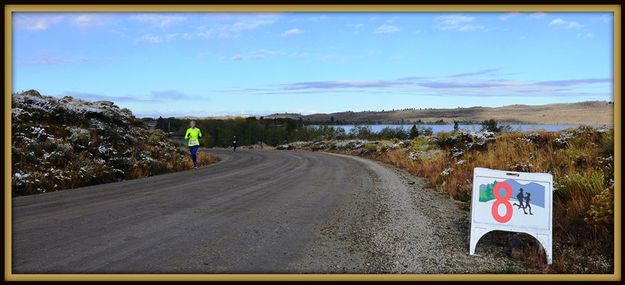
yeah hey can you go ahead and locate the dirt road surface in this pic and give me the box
[12,149,524,273]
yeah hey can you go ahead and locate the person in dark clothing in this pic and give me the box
[513,188,526,213]
[525,193,533,215]
[232,136,238,152]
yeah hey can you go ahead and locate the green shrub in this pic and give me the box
[585,186,614,227]
[434,131,455,149]
[147,130,167,146]
[600,129,614,157]
[480,119,511,133]
[410,137,430,152]
[364,143,377,152]
[556,172,606,201]
[564,147,589,168]
[47,152,67,167]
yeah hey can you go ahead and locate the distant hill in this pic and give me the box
[175,115,255,120]
[265,101,614,125]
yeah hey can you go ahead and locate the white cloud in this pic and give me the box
[529,12,547,19]
[14,13,115,31]
[435,15,485,32]
[499,13,519,21]
[346,23,364,29]
[230,15,277,32]
[135,34,163,44]
[60,91,158,103]
[14,14,63,31]
[130,14,187,28]
[23,54,89,65]
[579,32,594,39]
[281,28,303,36]
[195,14,279,39]
[131,15,279,43]
[135,32,185,44]
[150,90,190,100]
[231,21,262,32]
[217,73,611,99]
[305,15,327,22]
[30,20,51,30]
[549,18,584,29]
[386,16,400,23]
[72,14,110,28]
[231,50,275,61]
[73,15,97,27]
[600,14,612,23]
[374,24,400,34]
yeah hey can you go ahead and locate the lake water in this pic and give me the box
[310,124,582,134]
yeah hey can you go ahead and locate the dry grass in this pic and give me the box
[328,127,614,273]
[179,150,219,169]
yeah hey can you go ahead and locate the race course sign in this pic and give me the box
[469,167,553,264]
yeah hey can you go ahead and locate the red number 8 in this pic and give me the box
[491,181,513,223]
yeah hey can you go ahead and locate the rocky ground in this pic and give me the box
[11,90,211,196]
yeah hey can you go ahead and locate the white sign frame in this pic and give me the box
[469,167,553,264]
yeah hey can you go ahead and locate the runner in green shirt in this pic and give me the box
[185,121,202,168]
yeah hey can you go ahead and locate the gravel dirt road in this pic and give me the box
[12,149,525,273]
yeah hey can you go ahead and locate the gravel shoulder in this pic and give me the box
[291,152,529,273]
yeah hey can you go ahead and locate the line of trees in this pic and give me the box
[149,117,435,147]
[148,117,510,147]
[154,117,301,147]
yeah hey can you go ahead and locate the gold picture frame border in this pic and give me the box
[3,4,621,282]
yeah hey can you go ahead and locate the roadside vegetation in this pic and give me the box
[11,90,217,196]
[275,122,614,274]
[150,116,434,147]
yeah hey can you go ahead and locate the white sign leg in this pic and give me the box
[469,227,491,256]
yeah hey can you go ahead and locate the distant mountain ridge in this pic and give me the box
[264,101,613,125]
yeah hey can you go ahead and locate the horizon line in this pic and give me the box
[132,99,613,119]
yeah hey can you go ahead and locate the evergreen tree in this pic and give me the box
[409,124,419,139]
[155,116,166,130]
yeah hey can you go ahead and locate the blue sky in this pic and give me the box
[12,12,613,117]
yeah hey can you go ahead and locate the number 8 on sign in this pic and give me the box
[491,181,513,223]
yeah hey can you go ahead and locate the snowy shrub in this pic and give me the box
[11,90,215,195]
